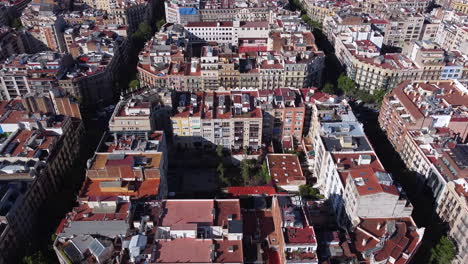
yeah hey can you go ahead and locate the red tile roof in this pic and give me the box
[79,178,160,199]
[216,200,241,228]
[267,154,305,186]
[284,226,317,244]
[155,238,212,263]
[215,240,244,263]
[161,200,214,227]
[226,186,277,196]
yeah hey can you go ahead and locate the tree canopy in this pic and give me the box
[299,185,324,200]
[322,83,335,94]
[429,236,456,264]
[129,79,140,90]
[337,74,356,95]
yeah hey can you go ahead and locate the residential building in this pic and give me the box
[378,80,468,152]
[451,0,468,14]
[435,21,468,55]
[0,27,27,62]
[171,90,263,150]
[267,154,306,192]
[278,196,318,263]
[151,199,244,263]
[302,0,351,24]
[137,17,324,91]
[0,52,74,100]
[83,130,168,200]
[261,88,306,146]
[436,178,468,264]
[402,40,446,81]
[0,101,83,263]
[351,217,424,264]
[381,13,425,48]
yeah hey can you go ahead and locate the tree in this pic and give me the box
[372,89,387,104]
[11,18,23,30]
[22,251,47,264]
[299,185,324,199]
[261,161,270,183]
[337,74,356,95]
[322,83,335,94]
[240,160,250,185]
[217,163,229,186]
[156,18,166,30]
[138,21,153,40]
[429,236,456,264]
[216,144,224,159]
[129,79,140,90]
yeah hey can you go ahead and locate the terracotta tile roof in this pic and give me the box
[284,226,317,244]
[226,186,277,196]
[267,154,305,186]
[354,217,422,264]
[161,200,214,227]
[346,167,399,196]
[79,178,160,199]
[155,238,212,263]
[215,200,241,228]
[215,240,243,263]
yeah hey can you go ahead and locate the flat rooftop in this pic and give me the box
[161,200,214,228]
[97,131,164,153]
[90,153,162,170]
[267,154,304,185]
[154,238,212,263]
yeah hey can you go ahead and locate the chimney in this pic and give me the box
[377,222,382,230]
[362,238,367,246]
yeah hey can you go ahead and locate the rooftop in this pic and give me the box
[97,131,164,153]
[267,154,305,186]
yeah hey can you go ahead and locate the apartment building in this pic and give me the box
[260,88,306,146]
[21,5,67,52]
[402,40,446,81]
[302,0,350,24]
[437,177,468,264]
[55,201,130,264]
[323,15,371,46]
[171,90,263,150]
[435,21,468,55]
[383,13,425,48]
[164,0,279,25]
[436,144,468,181]
[305,98,424,263]
[335,31,420,93]
[310,102,413,225]
[109,97,154,132]
[278,196,318,263]
[138,19,324,91]
[378,80,468,152]
[165,0,201,24]
[84,129,168,200]
[362,0,430,13]
[0,27,27,62]
[185,20,270,45]
[151,199,244,263]
[0,102,83,263]
[0,52,73,100]
[451,0,468,14]
[398,129,452,199]
[266,154,306,191]
[352,217,424,264]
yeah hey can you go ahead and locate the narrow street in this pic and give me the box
[355,106,446,263]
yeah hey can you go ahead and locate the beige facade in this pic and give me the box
[436,179,468,264]
[109,98,154,132]
[383,14,424,48]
